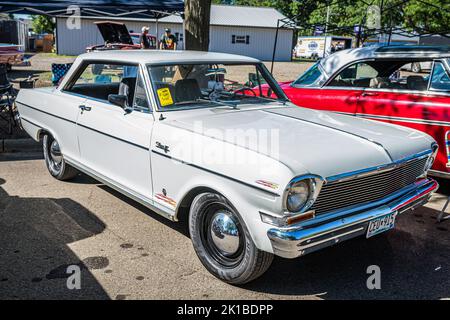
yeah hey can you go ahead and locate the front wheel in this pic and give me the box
[189,193,273,284]
[43,134,78,180]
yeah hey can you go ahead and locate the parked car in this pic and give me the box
[86,21,156,52]
[277,45,450,179]
[0,43,25,71]
[16,50,438,284]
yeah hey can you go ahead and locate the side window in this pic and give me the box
[329,62,378,88]
[430,61,450,91]
[65,63,138,104]
[393,61,432,91]
[133,71,150,112]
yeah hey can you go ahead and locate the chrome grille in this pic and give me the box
[310,157,428,216]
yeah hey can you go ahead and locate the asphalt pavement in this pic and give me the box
[0,140,449,300]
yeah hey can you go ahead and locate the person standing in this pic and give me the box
[139,26,151,49]
[159,28,178,50]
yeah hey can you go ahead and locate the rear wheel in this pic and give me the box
[189,193,273,284]
[43,134,78,180]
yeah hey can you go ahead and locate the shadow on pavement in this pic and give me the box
[94,174,449,299]
[0,178,110,299]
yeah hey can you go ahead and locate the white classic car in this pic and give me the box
[16,50,439,284]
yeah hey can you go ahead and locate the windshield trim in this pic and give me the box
[291,62,328,88]
[146,62,289,112]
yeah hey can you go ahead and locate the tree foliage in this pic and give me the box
[31,15,55,34]
[213,0,450,35]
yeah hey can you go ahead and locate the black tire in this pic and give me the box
[412,62,421,73]
[43,134,78,181]
[189,192,273,285]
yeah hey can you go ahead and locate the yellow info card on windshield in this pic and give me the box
[157,88,174,107]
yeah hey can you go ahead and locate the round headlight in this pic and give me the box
[286,180,310,212]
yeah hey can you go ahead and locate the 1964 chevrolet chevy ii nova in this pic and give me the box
[16,50,439,284]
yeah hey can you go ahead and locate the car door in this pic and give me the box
[67,62,155,199]
[356,59,450,176]
[287,61,379,115]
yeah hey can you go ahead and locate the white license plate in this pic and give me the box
[366,212,397,238]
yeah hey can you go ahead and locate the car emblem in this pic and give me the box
[156,142,170,153]
[255,180,279,189]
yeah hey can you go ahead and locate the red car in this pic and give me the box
[277,45,450,179]
[86,21,157,52]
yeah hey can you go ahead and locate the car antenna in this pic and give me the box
[159,113,166,121]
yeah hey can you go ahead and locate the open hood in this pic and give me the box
[94,21,133,45]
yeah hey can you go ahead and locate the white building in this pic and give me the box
[55,4,294,61]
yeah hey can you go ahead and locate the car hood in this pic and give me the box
[95,21,133,45]
[168,105,434,179]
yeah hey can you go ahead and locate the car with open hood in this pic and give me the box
[278,45,450,180]
[15,50,439,284]
[86,21,156,52]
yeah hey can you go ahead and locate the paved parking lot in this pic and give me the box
[0,142,449,300]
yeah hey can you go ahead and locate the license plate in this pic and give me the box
[366,212,397,238]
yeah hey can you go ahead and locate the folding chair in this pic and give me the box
[0,64,15,135]
[51,63,73,86]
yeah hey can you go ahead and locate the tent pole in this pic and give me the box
[156,18,159,48]
[271,19,280,74]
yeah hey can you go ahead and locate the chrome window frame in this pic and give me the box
[428,59,450,93]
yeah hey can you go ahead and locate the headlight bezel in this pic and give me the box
[282,175,325,214]
[424,142,439,173]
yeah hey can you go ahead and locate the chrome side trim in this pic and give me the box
[151,150,281,197]
[352,112,450,127]
[325,149,433,184]
[64,156,176,222]
[267,178,438,259]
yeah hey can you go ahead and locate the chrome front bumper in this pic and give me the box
[267,178,438,259]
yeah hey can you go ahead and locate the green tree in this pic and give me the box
[213,0,450,36]
[31,15,55,34]
[403,0,450,34]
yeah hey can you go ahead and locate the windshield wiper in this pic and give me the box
[199,98,239,109]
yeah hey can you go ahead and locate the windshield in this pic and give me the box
[147,63,286,111]
[292,62,327,87]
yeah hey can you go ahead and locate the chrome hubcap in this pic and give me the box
[50,140,62,165]
[210,211,240,256]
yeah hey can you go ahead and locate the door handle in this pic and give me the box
[79,105,91,112]
[361,92,379,97]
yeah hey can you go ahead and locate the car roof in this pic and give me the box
[77,50,261,64]
[319,45,450,76]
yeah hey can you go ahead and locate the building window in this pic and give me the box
[232,35,250,44]
[175,32,183,42]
